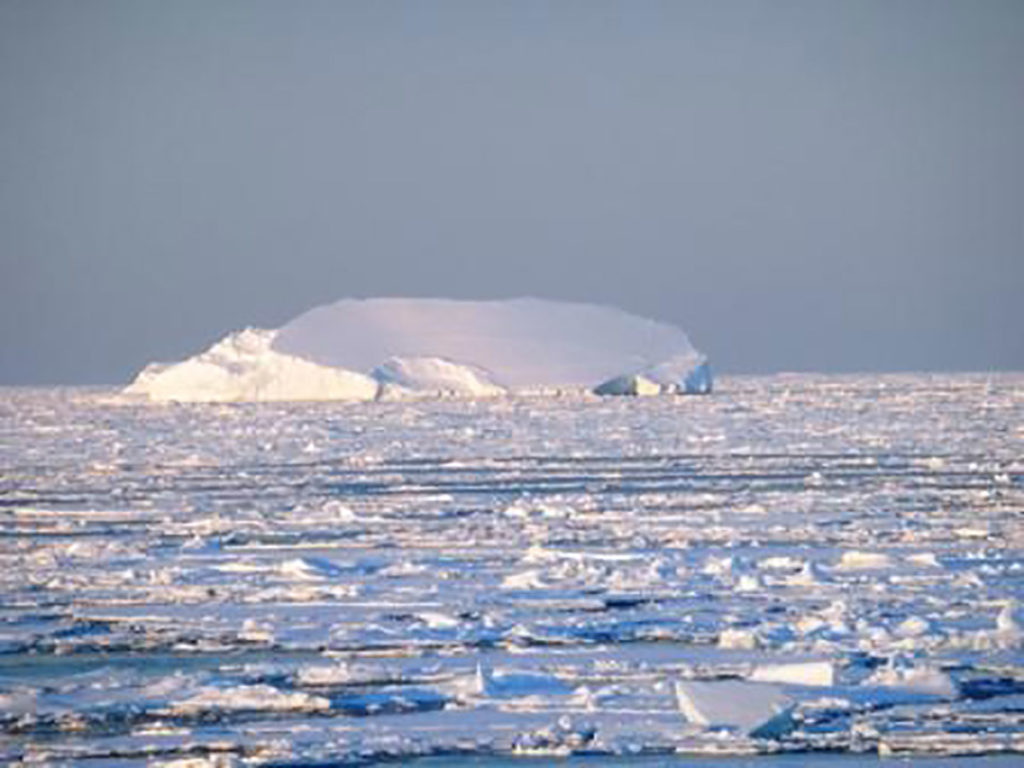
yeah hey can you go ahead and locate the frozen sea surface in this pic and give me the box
[1,373,1022,766]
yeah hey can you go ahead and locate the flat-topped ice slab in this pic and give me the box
[124,297,710,402]
[275,297,704,390]
[675,680,796,739]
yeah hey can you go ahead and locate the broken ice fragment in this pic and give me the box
[750,661,835,687]
[674,680,796,739]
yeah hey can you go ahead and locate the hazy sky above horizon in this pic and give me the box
[1,0,1022,383]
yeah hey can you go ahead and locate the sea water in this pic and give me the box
[1,374,1021,765]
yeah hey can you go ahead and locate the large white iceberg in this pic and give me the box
[124,297,711,403]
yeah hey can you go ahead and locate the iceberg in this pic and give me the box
[124,297,711,402]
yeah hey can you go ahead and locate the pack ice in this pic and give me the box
[124,297,711,402]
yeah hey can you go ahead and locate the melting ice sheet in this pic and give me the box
[1,373,1022,765]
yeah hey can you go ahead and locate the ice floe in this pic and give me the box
[750,661,836,687]
[170,684,331,715]
[2,372,1022,764]
[675,680,796,739]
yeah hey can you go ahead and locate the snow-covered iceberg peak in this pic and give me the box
[124,297,711,402]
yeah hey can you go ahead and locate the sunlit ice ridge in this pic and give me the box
[123,297,712,403]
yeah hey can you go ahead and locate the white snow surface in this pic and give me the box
[125,297,708,402]
[3,373,1023,765]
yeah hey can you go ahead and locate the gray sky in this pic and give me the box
[1,0,1022,384]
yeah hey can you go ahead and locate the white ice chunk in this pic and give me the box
[277,556,344,580]
[124,328,378,403]
[372,356,505,397]
[592,373,663,397]
[702,555,735,577]
[416,611,462,629]
[718,628,760,650]
[906,552,942,568]
[895,616,935,638]
[445,663,491,700]
[642,356,713,394]
[675,680,796,739]
[171,684,331,715]
[865,661,957,698]
[0,689,37,715]
[454,666,574,701]
[593,358,713,396]
[239,618,274,643]
[502,569,547,589]
[296,662,401,686]
[996,600,1024,635]
[958,600,1024,651]
[835,550,893,570]
[736,573,762,592]
[750,661,835,687]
